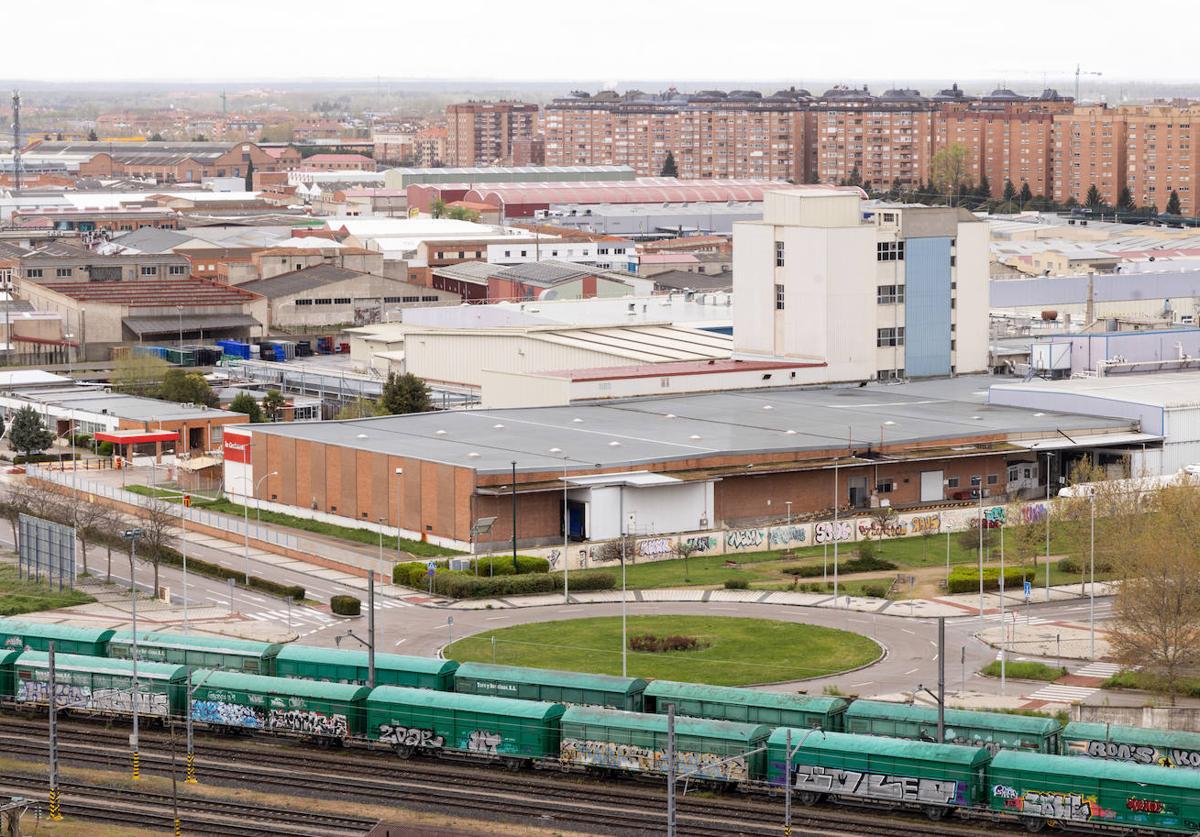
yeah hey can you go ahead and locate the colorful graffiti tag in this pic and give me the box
[814,520,853,544]
[560,738,749,781]
[724,528,765,551]
[768,525,808,548]
[793,765,963,805]
[636,538,674,558]
[681,535,719,553]
[993,787,1113,822]
[1072,738,1200,769]
[1126,798,1165,814]
[191,699,264,728]
[378,724,444,749]
[268,709,347,737]
[17,680,169,717]
[466,729,503,754]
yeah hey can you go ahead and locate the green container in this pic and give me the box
[1063,722,1200,769]
[189,670,369,739]
[0,618,115,657]
[14,651,189,718]
[989,750,1200,833]
[366,687,563,759]
[560,705,769,783]
[844,700,1061,753]
[108,631,283,675]
[767,728,991,810]
[454,662,647,711]
[644,681,847,731]
[0,649,19,699]
[274,645,459,690]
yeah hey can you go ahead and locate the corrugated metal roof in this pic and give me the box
[194,669,371,701]
[275,646,458,676]
[773,728,992,766]
[0,619,116,645]
[992,749,1200,788]
[236,265,364,299]
[110,631,281,657]
[1064,721,1200,753]
[563,706,770,742]
[643,681,848,714]
[845,700,1060,734]
[125,313,262,336]
[455,662,646,695]
[367,685,566,720]
[17,650,187,682]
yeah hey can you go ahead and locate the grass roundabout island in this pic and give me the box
[443,615,882,686]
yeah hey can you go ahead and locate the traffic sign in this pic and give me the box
[1023,580,1032,600]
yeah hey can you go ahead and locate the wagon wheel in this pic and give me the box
[797,791,821,807]
[393,743,415,759]
[502,757,523,772]
[1022,816,1046,833]
[923,805,947,822]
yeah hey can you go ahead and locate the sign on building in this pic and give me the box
[18,513,76,590]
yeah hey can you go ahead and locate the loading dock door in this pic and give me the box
[920,470,944,502]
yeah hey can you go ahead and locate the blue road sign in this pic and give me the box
[1023,580,1032,599]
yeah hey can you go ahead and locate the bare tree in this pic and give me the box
[134,496,178,594]
[673,540,697,581]
[61,493,111,576]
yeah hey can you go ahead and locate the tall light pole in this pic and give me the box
[1089,491,1096,659]
[1044,451,1052,602]
[551,451,569,603]
[181,522,189,634]
[620,487,629,678]
[176,304,183,348]
[976,479,984,628]
[832,457,840,606]
[999,519,1006,695]
[242,470,278,588]
[784,728,826,834]
[123,527,144,780]
[510,460,518,569]
[393,467,403,563]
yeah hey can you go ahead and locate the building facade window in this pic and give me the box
[26,269,42,278]
[876,368,905,381]
[877,326,905,347]
[774,240,785,267]
[168,265,187,276]
[876,284,905,304]
[55,268,72,278]
[140,266,157,277]
[876,241,905,261]
[775,283,785,310]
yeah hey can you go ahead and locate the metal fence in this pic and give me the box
[26,465,303,552]
[18,513,76,590]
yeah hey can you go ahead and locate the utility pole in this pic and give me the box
[510,461,518,569]
[784,728,792,835]
[171,735,181,837]
[666,704,676,837]
[368,570,377,688]
[937,617,946,744]
[48,641,61,821]
[11,91,21,194]
[1000,521,1007,695]
[123,527,144,780]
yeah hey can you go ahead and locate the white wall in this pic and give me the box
[585,481,714,540]
[955,219,991,374]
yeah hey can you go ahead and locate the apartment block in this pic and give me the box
[812,88,935,189]
[1123,106,1199,214]
[445,102,538,167]
[1052,106,1128,207]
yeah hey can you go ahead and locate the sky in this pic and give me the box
[6,0,1189,84]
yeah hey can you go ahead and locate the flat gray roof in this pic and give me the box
[245,375,1131,474]
[8,386,242,422]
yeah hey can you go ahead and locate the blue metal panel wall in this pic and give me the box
[904,237,952,377]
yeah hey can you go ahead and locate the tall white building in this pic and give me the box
[733,190,988,382]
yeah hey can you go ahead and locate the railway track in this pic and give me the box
[1,715,1004,836]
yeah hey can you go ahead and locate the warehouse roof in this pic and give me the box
[466,180,862,207]
[125,313,262,336]
[5,387,244,422]
[242,375,1133,474]
[37,279,259,306]
[237,265,364,298]
[990,371,1200,409]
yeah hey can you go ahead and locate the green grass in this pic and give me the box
[980,660,1067,682]
[0,564,95,615]
[126,484,460,558]
[1102,670,1200,698]
[443,615,882,686]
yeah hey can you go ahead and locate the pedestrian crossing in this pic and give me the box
[244,597,410,628]
[980,612,1052,626]
[1026,683,1099,703]
[1074,661,1123,678]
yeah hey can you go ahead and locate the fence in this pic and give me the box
[17,513,76,589]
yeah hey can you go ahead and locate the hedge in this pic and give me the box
[947,566,1034,595]
[331,595,361,616]
[13,454,58,464]
[393,555,550,589]
[430,569,616,599]
[785,555,897,578]
[1057,557,1114,575]
[724,578,749,589]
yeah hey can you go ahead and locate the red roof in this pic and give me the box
[304,153,374,163]
[96,429,179,445]
[38,278,259,306]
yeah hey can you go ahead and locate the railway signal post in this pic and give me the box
[123,526,144,780]
[47,641,61,821]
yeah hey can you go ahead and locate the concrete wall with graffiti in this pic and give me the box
[17,678,170,718]
[559,738,749,781]
[536,499,1052,571]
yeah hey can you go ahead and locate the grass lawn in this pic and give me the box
[1103,670,1200,698]
[126,484,460,558]
[443,615,882,686]
[0,563,95,615]
[980,660,1067,681]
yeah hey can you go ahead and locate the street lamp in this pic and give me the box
[122,527,144,780]
[1089,490,1096,659]
[393,467,403,563]
[832,456,840,606]
[783,727,827,831]
[176,304,183,348]
[974,477,984,628]
[242,470,278,592]
[1044,450,1052,602]
[550,448,570,604]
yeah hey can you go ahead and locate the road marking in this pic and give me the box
[904,668,919,675]
[901,629,914,635]
[485,616,507,621]
[1074,662,1123,678]
[932,655,939,662]
[1027,683,1099,702]
[928,640,937,647]
[850,681,873,687]
[394,639,407,647]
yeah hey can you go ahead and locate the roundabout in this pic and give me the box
[442,614,883,686]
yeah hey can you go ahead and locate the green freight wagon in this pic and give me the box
[0,649,19,700]
[274,645,459,690]
[989,750,1200,833]
[1063,722,1200,769]
[108,631,283,675]
[844,700,1061,753]
[189,670,368,739]
[14,651,188,719]
[643,681,848,730]
[0,618,116,657]
[767,729,990,818]
[560,706,769,783]
[453,662,646,711]
[365,687,563,761]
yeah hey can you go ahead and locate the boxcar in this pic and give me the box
[0,618,115,657]
[108,631,283,675]
[189,670,368,739]
[453,662,646,711]
[643,681,847,731]
[0,649,19,700]
[767,729,991,818]
[274,645,458,690]
[560,705,769,783]
[1063,721,1200,769]
[989,750,1200,833]
[844,700,1061,753]
[365,687,563,761]
[14,651,188,719]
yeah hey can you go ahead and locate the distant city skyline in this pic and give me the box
[7,0,1189,83]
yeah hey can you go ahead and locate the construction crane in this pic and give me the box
[1074,65,1102,103]
[10,90,20,193]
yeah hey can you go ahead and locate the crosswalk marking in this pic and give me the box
[1075,662,1123,678]
[1027,683,1098,702]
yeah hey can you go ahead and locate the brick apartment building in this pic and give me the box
[23,141,302,183]
[299,153,377,172]
[445,102,538,167]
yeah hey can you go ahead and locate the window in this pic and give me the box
[876,368,905,381]
[520,250,527,257]
[140,266,157,277]
[947,476,960,488]
[333,297,351,304]
[313,298,332,305]
[457,251,464,259]
[168,265,187,276]
[877,327,904,347]
[876,241,905,261]
[1008,467,1018,482]
[421,295,439,302]
[775,240,785,267]
[401,295,419,303]
[775,283,785,310]
[436,251,444,259]
[876,480,895,493]
[987,474,999,485]
[876,284,904,304]
[26,269,43,278]
[56,268,72,278]
[504,250,511,258]
[295,299,313,306]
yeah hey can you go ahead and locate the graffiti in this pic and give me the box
[17,680,169,716]
[792,765,961,805]
[1127,798,1165,814]
[1018,791,1097,822]
[682,535,718,553]
[857,518,908,539]
[378,724,444,749]
[983,507,1007,528]
[1020,503,1048,524]
[768,526,807,548]
[546,549,561,570]
[467,729,502,754]
[560,738,748,781]
[1077,739,1200,769]
[268,709,347,738]
[814,520,853,544]
[724,528,765,551]
[191,700,264,728]
[992,785,1018,801]
[637,538,673,558]
[909,513,941,534]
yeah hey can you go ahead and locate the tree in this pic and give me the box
[334,397,385,420]
[1085,184,1103,210]
[673,540,697,582]
[660,151,678,178]
[60,486,110,576]
[159,369,218,407]
[244,159,255,192]
[1064,195,1079,209]
[888,177,902,199]
[134,497,177,596]
[431,198,446,219]
[149,133,164,142]
[87,129,98,141]
[192,134,208,142]
[380,372,432,415]
[1118,186,1136,212]
[261,389,287,422]
[229,393,264,423]
[974,174,991,201]
[1002,179,1017,203]
[846,166,863,188]
[1019,182,1034,206]
[112,354,170,398]
[444,205,480,222]
[9,406,53,458]
[930,143,972,200]
[1166,190,1183,216]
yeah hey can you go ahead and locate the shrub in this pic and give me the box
[857,537,878,561]
[394,561,437,587]
[98,441,115,457]
[433,571,557,599]
[475,555,550,576]
[568,571,616,592]
[628,634,710,653]
[947,566,1034,594]
[13,453,57,465]
[331,595,361,616]
[981,660,1066,681]
[724,578,749,589]
[785,555,896,578]
[248,577,305,601]
[860,582,890,598]
[1057,557,1113,574]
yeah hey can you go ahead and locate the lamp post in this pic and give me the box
[1089,490,1096,659]
[242,470,278,589]
[176,304,183,348]
[832,457,840,606]
[784,728,827,833]
[181,520,189,634]
[999,519,1006,695]
[510,460,518,570]
[550,450,569,603]
[620,490,630,678]
[393,467,403,563]
[975,478,984,628]
[1044,450,1052,602]
[184,666,224,784]
[122,527,144,780]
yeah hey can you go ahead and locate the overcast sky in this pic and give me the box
[8,0,1184,84]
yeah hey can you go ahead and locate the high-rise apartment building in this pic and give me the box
[811,87,936,190]
[1123,106,1199,214]
[1052,106,1127,208]
[445,101,538,167]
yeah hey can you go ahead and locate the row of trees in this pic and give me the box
[334,372,432,420]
